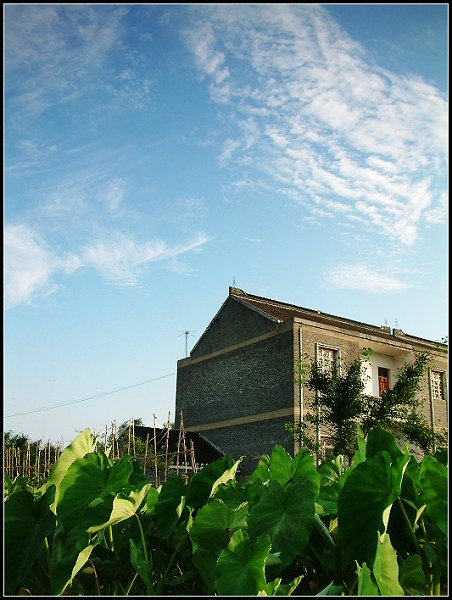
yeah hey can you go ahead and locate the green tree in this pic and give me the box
[108,417,147,456]
[308,356,365,460]
[4,430,30,449]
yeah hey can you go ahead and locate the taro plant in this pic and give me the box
[4,425,448,595]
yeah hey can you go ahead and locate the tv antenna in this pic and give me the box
[179,330,194,358]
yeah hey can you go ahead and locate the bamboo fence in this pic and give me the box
[4,414,198,488]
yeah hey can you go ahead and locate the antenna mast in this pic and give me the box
[179,330,194,358]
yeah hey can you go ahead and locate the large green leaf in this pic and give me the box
[366,426,404,461]
[46,428,98,513]
[192,545,218,592]
[129,538,154,594]
[4,485,56,594]
[215,530,271,595]
[261,575,303,596]
[210,456,243,498]
[246,453,271,483]
[355,563,379,596]
[153,475,186,539]
[56,452,118,534]
[269,445,320,495]
[190,499,249,554]
[50,532,95,595]
[88,484,151,533]
[316,455,345,515]
[419,455,447,535]
[185,454,234,510]
[372,533,404,595]
[399,555,429,596]
[248,478,316,567]
[338,450,410,567]
[316,581,347,596]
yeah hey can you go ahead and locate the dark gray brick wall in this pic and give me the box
[191,297,276,359]
[176,329,295,427]
[199,417,293,475]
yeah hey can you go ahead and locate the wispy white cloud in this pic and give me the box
[324,264,411,294]
[82,232,212,286]
[184,4,447,248]
[5,4,150,133]
[104,178,128,215]
[4,224,82,308]
[4,224,212,306]
[183,21,231,103]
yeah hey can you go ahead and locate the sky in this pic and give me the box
[4,3,448,447]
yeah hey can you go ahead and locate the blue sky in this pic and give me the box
[4,4,448,446]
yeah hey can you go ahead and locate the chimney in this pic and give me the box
[229,287,245,296]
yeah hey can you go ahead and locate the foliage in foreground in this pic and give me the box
[4,426,447,596]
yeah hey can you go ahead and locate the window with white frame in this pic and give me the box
[430,370,446,401]
[317,345,339,375]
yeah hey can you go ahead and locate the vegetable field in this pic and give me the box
[4,426,447,595]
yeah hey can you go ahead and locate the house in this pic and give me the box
[175,287,448,474]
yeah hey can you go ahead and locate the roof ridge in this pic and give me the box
[231,287,318,313]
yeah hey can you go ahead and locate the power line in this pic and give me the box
[4,372,176,418]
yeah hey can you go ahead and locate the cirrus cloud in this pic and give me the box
[82,232,212,286]
[184,4,447,248]
[4,223,212,307]
[4,224,82,308]
[324,264,411,294]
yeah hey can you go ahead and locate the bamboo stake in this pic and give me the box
[144,433,149,478]
[111,422,115,460]
[153,414,158,485]
[164,412,171,483]
[128,419,132,456]
[178,413,188,476]
[176,413,184,475]
[190,439,197,474]
[47,440,51,478]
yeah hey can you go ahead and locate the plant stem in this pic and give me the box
[156,538,185,595]
[134,513,149,565]
[396,497,421,555]
[107,524,115,552]
[44,536,52,585]
[124,572,138,596]
[88,559,101,595]
[134,512,154,595]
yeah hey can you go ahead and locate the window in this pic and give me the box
[378,367,390,396]
[317,346,339,375]
[431,370,446,401]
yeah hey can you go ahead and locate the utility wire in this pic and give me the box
[4,372,176,418]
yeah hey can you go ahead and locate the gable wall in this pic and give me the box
[176,326,295,430]
[191,297,277,359]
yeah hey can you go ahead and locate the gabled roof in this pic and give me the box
[229,287,445,348]
[187,287,446,359]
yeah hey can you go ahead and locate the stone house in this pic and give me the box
[175,287,448,474]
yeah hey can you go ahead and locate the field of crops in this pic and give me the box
[4,426,447,596]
